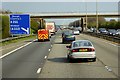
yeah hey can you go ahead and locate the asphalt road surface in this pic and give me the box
[2,30,119,78]
[2,35,55,78]
[39,30,119,78]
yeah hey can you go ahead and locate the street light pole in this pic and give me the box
[75,21,76,27]
[85,1,88,31]
[96,0,98,31]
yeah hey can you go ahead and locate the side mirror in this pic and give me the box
[66,46,71,48]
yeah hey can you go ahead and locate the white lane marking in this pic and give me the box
[83,34,118,47]
[33,39,37,42]
[0,44,25,51]
[37,68,42,74]
[105,66,109,70]
[0,39,37,51]
[44,56,47,59]
[105,66,112,72]
[51,45,52,47]
[48,49,51,51]
[0,42,32,59]
[103,41,117,47]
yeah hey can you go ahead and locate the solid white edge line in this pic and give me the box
[37,68,41,74]
[0,41,34,59]
[33,39,37,42]
[0,43,28,51]
[83,34,118,47]
[0,42,31,59]
[44,56,47,59]
[0,39,37,51]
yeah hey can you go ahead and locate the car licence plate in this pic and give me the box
[79,49,88,52]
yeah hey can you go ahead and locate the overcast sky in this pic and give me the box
[2,2,119,25]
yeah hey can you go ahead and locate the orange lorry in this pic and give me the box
[38,29,50,41]
[37,18,50,41]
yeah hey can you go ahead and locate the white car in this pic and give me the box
[66,40,96,62]
[73,30,80,35]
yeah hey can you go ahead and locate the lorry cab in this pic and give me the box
[38,29,50,41]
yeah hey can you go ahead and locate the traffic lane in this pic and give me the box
[39,34,116,78]
[2,36,55,78]
[76,34,118,76]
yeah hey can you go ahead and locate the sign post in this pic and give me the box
[10,14,30,35]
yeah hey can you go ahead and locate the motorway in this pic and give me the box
[2,35,55,78]
[2,30,119,78]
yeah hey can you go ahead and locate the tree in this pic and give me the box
[2,16,10,39]
[87,17,106,28]
[30,19,39,34]
[115,21,120,29]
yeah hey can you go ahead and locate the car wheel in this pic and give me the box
[74,38,76,41]
[47,39,50,41]
[67,55,73,62]
[38,39,41,42]
[67,55,70,59]
[62,40,65,44]
[92,58,96,62]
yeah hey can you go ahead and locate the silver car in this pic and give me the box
[66,40,96,62]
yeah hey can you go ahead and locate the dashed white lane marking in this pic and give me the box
[48,49,51,51]
[105,66,112,72]
[37,68,42,74]
[44,56,47,59]
[51,45,52,47]
[0,41,34,59]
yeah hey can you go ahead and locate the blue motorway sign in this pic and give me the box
[10,14,30,35]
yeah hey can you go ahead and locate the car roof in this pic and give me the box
[72,40,91,43]
[71,40,93,48]
[63,30,73,34]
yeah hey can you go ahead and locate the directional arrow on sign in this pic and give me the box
[21,27,29,34]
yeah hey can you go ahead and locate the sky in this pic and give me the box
[1,1,119,25]
[1,0,120,2]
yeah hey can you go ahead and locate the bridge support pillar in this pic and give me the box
[81,17,88,32]
[81,18,85,32]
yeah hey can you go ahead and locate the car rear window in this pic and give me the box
[64,31,73,35]
[73,41,92,47]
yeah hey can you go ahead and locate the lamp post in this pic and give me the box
[85,1,88,31]
[75,21,76,27]
[96,0,98,31]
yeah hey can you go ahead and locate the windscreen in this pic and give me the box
[73,41,92,47]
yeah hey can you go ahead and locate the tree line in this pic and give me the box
[69,17,120,29]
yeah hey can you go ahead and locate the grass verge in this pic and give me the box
[0,35,37,46]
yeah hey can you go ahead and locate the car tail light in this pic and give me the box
[72,49,78,52]
[88,48,95,52]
